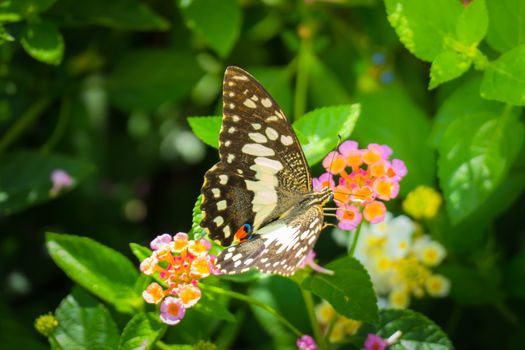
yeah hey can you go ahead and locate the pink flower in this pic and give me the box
[322,151,346,175]
[336,204,362,230]
[363,333,387,350]
[176,283,202,308]
[313,172,335,192]
[297,335,317,350]
[150,233,172,250]
[363,201,386,224]
[50,169,74,196]
[160,297,186,325]
[390,159,407,180]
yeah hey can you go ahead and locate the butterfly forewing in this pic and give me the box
[201,67,312,246]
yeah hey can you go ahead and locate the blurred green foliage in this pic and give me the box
[0,0,524,349]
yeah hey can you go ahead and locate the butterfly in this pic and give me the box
[200,66,332,276]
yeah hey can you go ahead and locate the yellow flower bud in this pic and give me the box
[34,312,58,337]
[403,186,442,219]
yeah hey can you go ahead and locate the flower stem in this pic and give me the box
[0,97,51,154]
[302,289,327,350]
[348,220,363,256]
[202,284,303,338]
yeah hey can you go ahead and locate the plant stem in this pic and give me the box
[41,98,71,153]
[302,289,327,350]
[202,284,303,338]
[156,340,174,350]
[0,97,51,154]
[348,220,363,256]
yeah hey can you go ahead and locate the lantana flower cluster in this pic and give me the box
[140,233,218,325]
[313,141,407,230]
[334,213,450,308]
[315,300,362,343]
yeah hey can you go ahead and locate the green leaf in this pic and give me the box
[108,50,203,112]
[118,313,166,350]
[456,0,488,46]
[437,108,524,224]
[0,24,14,43]
[431,77,502,147]
[384,0,463,61]
[178,0,241,57]
[130,243,152,262]
[193,286,236,323]
[54,288,119,350]
[480,45,525,106]
[20,20,64,65]
[48,0,169,30]
[439,264,502,304]
[293,104,360,166]
[0,151,94,215]
[0,0,57,22]
[485,0,525,53]
[302,256,378,323]
[353,86,435,194]
[46,233,142,313]
[360,309,453,349]
[429,51,471,89]
[187,116,222,149]
[504,249,525,298]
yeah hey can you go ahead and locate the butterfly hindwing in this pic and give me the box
[201,67,312,246]
[215,205,324,276]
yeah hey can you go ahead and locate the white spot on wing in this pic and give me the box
[243,99,257,109]
[227,153,235,163]
[265,127,278,140]
[217,200,227,210]
[223,226,231,238]
[219,175,228,185]
[211,188,220,198]
[232,115,240,122]
[233,75,249,81]
[232,253,243,261]
[229,103,235,109]
[280,135,293,146]
[214,216,224,226]
[249,132,268,143]
[252,123,261,130]
[228,127,236,134]
[242,143,275,157]
[266,116,279,122]
[261,98,272,108]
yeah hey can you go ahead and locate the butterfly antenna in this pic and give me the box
[326,134,342,176]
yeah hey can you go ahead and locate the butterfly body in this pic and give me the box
[200,66,331,276]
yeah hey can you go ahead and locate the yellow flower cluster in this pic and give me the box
[402,185,442,220]
[315,300,362,343]
[334,213,450,308]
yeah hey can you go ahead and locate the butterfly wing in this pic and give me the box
[215,205,324,276]
[201,66,312,246]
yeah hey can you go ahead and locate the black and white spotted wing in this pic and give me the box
[200,66,332,276]
[201,66,311,246]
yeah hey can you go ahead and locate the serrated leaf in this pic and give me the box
[480,45,525,106]
[187,116,222,149]
[302,256,378,323]
[178,0,241,57]
[54,288,119,350]
[48,0,169,30]
[384,0,463,62]
[108,50,203,112]
[46,233,142,313]
[118,313,166,350]
[20,20,64,65]
[0,151,94,215]
[360,309,453,350]
[437,109,524,224]
[293,104,360,166]
[485,0,525,53]
[456,0,488,46]
[353,86,435,194]
[429,51,471,89]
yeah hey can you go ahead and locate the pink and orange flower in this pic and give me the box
[314,141,406,229]
[140,232,219,325]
